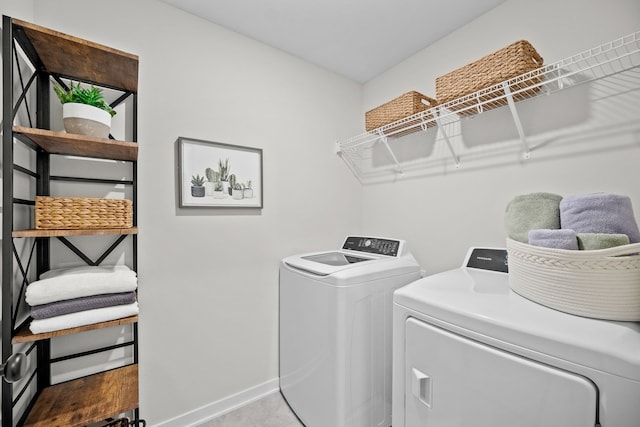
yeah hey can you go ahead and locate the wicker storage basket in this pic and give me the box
[507,238,640,321]
[35,196,133,229]
[365,91,438,136]
[436,40,543,115]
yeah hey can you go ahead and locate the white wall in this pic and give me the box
[0,1,34,23]
[3,0,639,424]
[361,0,640,273]
[7,0,363,424]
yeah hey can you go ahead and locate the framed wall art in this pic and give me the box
[177,137,263,208]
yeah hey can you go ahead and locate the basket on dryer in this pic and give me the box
[506,238,640,321]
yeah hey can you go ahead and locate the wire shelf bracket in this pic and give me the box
[502,82,531,159]
[376,129,404,175]
[434,106,461,168]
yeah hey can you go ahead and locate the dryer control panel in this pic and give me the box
[465,248,508,273]
[342,236,400,257]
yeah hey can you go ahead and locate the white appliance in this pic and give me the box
[280,236,421,427]
[393,247,640,427]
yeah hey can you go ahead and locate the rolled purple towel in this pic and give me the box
[528,229,579,250]
[560,193,640,243]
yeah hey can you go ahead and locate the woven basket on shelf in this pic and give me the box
[365,91,438,137]
[436,40,543,115]
[35,196,133,229]
[506,238,640,321]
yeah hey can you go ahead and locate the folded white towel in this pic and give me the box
[26,265,137,306]
[29,302,139,334]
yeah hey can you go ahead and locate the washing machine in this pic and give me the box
[392,247,640,427]
[280,236,421,427]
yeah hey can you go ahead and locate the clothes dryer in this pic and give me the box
[280,236,421,427]
[393,247,640,427]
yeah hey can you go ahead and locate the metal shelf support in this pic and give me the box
[376,129,404,175]
[502,82,531,159]
[434,107,461,168]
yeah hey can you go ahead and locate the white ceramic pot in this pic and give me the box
[62,102,112,138]
[232,189,244,200]
[205,181,215,196]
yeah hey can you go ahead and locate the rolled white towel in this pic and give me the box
[29,302,139,334]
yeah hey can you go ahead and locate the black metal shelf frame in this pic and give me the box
[2,15,140,426]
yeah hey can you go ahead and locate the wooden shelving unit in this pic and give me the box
[13,126,138,161]
[13,315,139,344]
[23,364,138,427]
[13,227,138,238]
[2,15,142,426]
[11,18,138,92]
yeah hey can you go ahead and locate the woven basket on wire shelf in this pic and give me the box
[436,40,543,116]
[35,196,133,229]
[365,91,438,137]
[506,238,640,321]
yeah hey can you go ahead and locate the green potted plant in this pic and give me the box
[53,82,116,138]
[190,174,206,197]
[213,181,225,199]
[205,167,220,196]
[218,158,230,194]
[232,182,244,200]
[243,180,253,199]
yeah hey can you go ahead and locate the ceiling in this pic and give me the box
[161,0,506,83]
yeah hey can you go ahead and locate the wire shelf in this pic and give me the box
[337,31,640,183]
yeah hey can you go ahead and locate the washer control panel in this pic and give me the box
[342,236,400,257]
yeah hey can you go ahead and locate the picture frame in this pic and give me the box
[177,137,263,208]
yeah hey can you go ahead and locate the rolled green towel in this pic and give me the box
[576,233,630,250]
[505,193,563,243]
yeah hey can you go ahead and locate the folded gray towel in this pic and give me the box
[505,193,563,243]
[576,233,630,250]
[528,229,579,250]
[30,291,137,320]
[560,193,640,243]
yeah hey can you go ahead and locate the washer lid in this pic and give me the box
[394,267,640,381]
[282,251,419,285]
[301,252,372,266]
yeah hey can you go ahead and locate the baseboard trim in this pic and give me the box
[152,378,280,427]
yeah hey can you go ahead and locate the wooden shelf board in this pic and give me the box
[12,18,138,92]
[13,126,138,161]
[23,364,138,427]
[13,315,138,344]
[13,226,138,239]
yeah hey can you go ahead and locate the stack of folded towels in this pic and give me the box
[505,192,640,250]
[26,264,139,334]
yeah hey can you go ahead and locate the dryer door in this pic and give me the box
[404,318,598,427]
